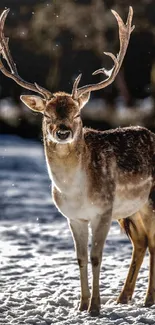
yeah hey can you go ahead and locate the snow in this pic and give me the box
[0,135,155,325]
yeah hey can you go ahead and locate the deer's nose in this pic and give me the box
[56,124,72,141]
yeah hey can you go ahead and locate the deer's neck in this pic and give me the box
[44,134,86,191]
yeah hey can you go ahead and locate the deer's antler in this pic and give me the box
[72,6,135,99]
[0,9,52,100]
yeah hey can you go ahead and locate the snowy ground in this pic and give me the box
[0,135,155,325]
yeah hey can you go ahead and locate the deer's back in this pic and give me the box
[84,126,155,176]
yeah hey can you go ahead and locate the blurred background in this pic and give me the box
[0,0,155,139]
[0,2,154,321]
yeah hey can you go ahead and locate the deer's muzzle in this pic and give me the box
[55,124,73,142]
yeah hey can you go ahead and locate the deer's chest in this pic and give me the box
[54,192,102,221]
[52,169,103,221]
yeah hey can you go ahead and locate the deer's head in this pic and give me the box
[21,91,90,144]
[0,7,134,144]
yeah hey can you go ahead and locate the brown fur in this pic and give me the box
[118,213,148,304]
[118,218,136,238]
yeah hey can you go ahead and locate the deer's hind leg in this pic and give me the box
[117,213,148,304]
[140,187,155,306]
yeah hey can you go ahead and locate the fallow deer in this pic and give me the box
[0,7,154,317]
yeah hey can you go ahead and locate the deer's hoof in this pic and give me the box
[89,308,100,317]
[144,295,155,307]
[88,298,100,317]
[117,293,131,304]
[78,298,90,311]
[79,302,89,311]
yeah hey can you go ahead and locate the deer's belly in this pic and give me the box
[53,176,152,221]
[112,178,152,219]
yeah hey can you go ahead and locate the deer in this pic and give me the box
[0,6,155,317]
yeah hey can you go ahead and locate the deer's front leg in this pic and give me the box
[69,219,90,311]
[89,211,112,316]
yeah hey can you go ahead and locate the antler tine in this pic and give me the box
[72,73,82,99]
[0,9,18,74]
[73,6,134,99]
[0,9,8,29]
[0,9,52,100]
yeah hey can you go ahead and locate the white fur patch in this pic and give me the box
[52,167,103,221]
[56,194,103,221]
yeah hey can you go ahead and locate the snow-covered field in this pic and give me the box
[0,135,155,325]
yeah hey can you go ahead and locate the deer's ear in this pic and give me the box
[20,95,45,113]
[78,92,90,109]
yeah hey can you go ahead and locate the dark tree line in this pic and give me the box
[0,0,155,137]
